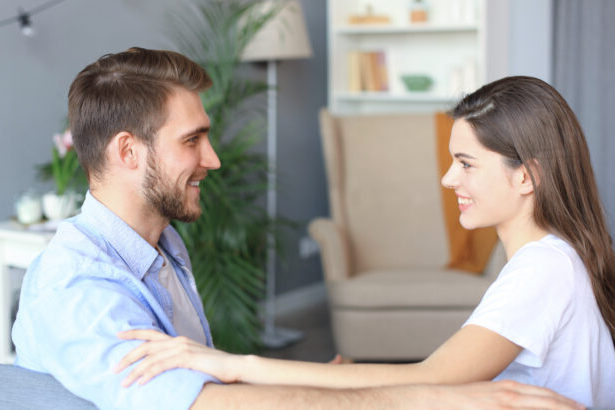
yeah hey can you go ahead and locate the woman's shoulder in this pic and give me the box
[504,234,586,286]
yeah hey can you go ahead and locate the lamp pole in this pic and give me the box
[240,0,312,349]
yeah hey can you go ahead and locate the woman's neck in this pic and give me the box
[497,216,550,260]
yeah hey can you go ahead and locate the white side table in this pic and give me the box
[0,221,54,363]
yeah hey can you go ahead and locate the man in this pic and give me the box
[12,48,581,409]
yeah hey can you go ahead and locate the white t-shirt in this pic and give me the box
[465,234,615,407]
[158,248,207,344]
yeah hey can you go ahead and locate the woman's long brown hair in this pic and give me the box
[451,76,615,346]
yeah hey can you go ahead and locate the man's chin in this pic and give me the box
[174,207,202,223]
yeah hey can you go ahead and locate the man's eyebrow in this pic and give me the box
[180,126,210,138]
[454,152,477,160]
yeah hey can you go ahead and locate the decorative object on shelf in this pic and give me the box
[241,0,312,349]
[37,129,86,221]
[348,50,388,92]
[409,0,429,23]
[401,74,433,92]
[348,4,390,25]
[448,57,478,97]
[450,0,477,24]
[14,191,42,225]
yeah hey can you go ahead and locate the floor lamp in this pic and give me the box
[241,0,313,348]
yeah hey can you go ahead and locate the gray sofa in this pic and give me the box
[0,364,96,409]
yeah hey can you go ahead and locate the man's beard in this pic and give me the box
[142,149,202,223]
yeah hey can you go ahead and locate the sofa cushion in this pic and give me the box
[0,364,96,409]
[327,269,494,309]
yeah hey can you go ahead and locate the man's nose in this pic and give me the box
[201,141,221,170]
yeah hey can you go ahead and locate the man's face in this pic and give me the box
[141,87,220,222]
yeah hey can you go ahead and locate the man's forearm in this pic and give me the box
[191,381,584,410]
[192,383,408,410]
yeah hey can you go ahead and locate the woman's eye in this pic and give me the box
[461,161,471,169]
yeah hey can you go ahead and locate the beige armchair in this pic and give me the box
[310,109,506,361]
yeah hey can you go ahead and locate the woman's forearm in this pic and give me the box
[237,355,431,388]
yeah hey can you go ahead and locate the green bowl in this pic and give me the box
[401,74,433,92]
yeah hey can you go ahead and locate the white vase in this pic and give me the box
[15,193,43,225]
[42,191,77,221]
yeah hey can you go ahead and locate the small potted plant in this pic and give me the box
[39,129,85,220]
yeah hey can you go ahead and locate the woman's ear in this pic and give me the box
[517,160,540,196]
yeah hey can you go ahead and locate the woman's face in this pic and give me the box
[441,118,529,233]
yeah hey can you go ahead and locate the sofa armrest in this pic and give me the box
[308,218,352,281]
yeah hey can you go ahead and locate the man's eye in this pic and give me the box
[461,161,471,169]
[187,136,199,144]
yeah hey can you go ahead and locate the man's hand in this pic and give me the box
[114,329,240,386]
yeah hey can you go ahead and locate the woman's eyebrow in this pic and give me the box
[454,152,477,160]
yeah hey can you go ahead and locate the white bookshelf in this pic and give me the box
[327,0,487,114]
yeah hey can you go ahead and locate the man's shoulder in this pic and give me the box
[30,219,130,290]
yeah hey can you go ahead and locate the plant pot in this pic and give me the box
[42,191,77,221]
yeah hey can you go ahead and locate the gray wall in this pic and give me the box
[0,0,328,295]
[486,0,553,83]
[0,0,174,210]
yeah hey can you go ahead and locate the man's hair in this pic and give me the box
[68,47,212,180]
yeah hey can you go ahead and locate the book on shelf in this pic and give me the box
[347,50,389,93]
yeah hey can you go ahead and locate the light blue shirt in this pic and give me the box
[12,192,219,409]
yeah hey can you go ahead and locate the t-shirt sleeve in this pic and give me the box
[15,276,219,410]
[464,244,575,367]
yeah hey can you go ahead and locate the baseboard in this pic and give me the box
[269,281,327,318]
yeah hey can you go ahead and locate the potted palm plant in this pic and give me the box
[171,0,288,353]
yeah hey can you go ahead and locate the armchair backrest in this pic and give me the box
[319,109,449,274]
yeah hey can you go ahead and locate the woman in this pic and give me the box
[115,77,615,407]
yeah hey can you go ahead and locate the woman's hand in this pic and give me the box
[114,329,241,387]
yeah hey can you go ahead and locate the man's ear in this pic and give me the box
[107,131,141,169]
[517,160,540,196]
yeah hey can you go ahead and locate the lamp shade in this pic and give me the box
[242,0,313,62]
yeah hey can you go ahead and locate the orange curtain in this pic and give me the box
[435,112,499,274]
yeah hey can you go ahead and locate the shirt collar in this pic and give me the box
[78,191,160,280]
[158,225,190,268]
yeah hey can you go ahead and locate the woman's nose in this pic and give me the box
[441,163,456,190]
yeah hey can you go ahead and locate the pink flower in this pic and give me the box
[52,130,73,158]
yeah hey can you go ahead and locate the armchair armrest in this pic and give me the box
[308,218,352,281]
